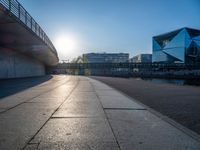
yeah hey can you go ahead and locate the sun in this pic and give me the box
[54,35,77,54]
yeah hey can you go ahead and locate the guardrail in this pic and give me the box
[0,0,57,55]
[55,63,200,70]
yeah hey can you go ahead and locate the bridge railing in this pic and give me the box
[55,63,200,70]
[0,0,57,55]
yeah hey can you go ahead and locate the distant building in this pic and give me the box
[130,54,152,63]
[152,27,200,63]
[83,53,129,63]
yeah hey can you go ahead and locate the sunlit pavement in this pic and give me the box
[0,75,199,150]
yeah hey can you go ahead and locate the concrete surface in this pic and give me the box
[0,75,200,150]
[92,76,200,135]
[0,47,45,79]
[0,2,58,79]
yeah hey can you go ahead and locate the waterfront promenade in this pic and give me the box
[0,75,200,149]
[92,76,200,135]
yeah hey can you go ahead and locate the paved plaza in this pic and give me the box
[0,75,200,150]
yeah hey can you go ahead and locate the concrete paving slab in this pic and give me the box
[0,109,5,113]
[73,81,94,92]
[0,90,43,109]
[0,103,57,150]
[28,97,64,104]
[1,76,200,150]
[106,109,200,150]
[53,92,105,118]
[89,78,144,109]
[24,144,38,150]
[53,101,105,118]
[98,95,144,109]
[0,75,78,149]
[27,118,120,150]
[31,86,73,101]
[0,86,71,110]
[89,79,113,90]
[0,76,73,110]
[95,89,125,97]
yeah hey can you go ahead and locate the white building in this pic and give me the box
[130,54,152,63]
[83,53,129,63]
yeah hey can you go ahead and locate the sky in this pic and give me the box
[18,0,200,61]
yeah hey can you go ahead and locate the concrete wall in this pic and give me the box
[0,47,45,79]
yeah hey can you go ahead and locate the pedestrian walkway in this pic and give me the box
[0,75,199,150]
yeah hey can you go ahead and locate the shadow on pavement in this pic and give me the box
[0,75,53,99]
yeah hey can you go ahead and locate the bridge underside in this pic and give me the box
[0,47,45,78]
[0,5,58,79]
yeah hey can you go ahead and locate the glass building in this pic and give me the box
[152,27,200,63]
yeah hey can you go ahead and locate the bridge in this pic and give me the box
[54,62,200,69]
[50,62,200,78]
[0,0,58,79]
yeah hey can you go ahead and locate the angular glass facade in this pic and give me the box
[152,27,200,63]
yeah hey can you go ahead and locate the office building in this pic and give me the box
[130,54,152,63]
[83,53,129,63]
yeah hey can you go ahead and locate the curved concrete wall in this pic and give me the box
[0,47,45,79]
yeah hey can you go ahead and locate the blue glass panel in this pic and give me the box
[163,47,185,62]
[153,38,161,51]
[152,51,168,62]
[194,41,200,47]
[164,29,186,49]
[193,35,200,41]
[185,29,192,48]
[185,29,191,39]
[185,39,192,48]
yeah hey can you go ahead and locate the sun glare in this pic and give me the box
[54,35,77,54]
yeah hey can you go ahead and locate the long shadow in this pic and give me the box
[0,75,53,99]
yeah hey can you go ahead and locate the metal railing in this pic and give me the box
[0,0,57,55]
[55,62,200,70]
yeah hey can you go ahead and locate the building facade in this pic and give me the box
[130,54,152,63]
[83,53,129,63]
[152,27,200,63]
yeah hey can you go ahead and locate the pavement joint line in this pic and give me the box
[24,102,40,103]
[51,116,104,119]
[90,80,122,150]
[22,77,80,150]
[27,141,41,149]
[0,76,72,115]
[104,108,147,110]
[0,109,6,113]
[90,77,200,143]
[73,91,94,92]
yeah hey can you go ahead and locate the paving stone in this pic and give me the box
[0,109,5,113]
[0,103,56,150]
[106,109,200,150]
[0,75,77,149]
[98,95,144,109]
[1,76,200,150]
[53,92,105,118]
[28,118,119,150]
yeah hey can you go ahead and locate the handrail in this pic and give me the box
[0,0,57,56]
[55,62,200,70]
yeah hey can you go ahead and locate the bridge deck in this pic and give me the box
[0,0,58,66]
[0,75,199,149]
